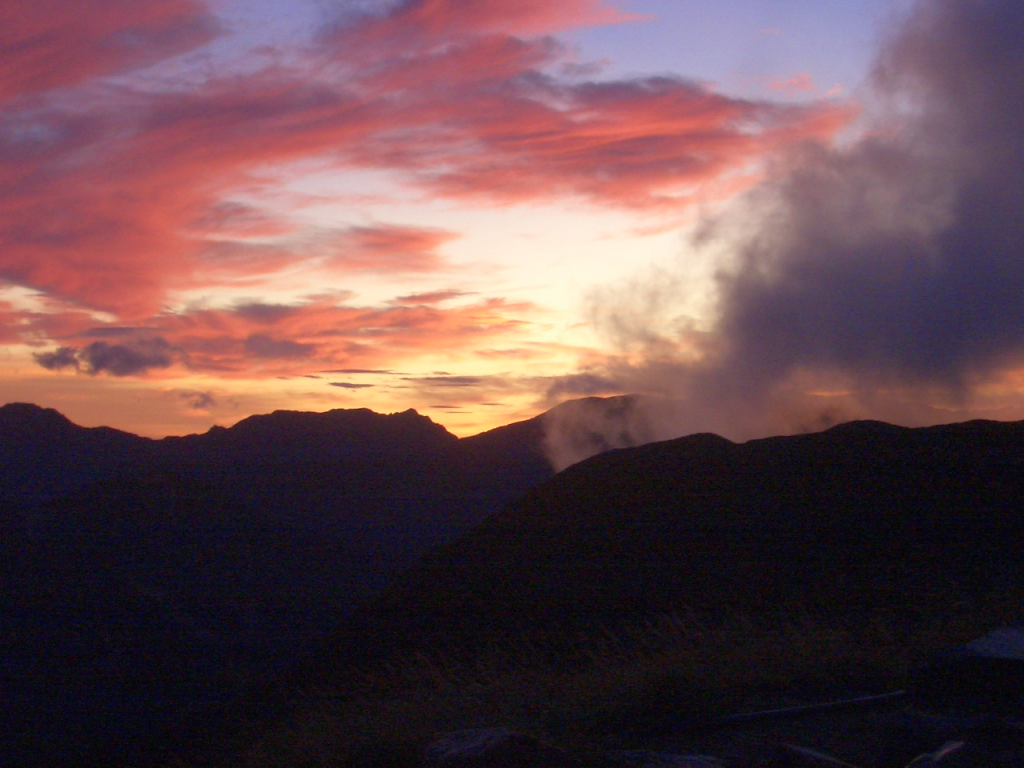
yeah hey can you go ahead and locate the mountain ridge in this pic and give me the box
[0,401,548,501]
[7,400,1024,765]
[0,400,557,767]
[305,415,1024,673]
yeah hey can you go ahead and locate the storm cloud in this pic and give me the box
[549,0,1024,466]
[709,0,1024,389]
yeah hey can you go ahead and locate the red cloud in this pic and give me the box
[323,10,855,210]
[400,73,852,210]
[0,0,218,102]
[0,0,855,345]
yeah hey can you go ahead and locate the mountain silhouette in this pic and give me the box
[0,395,650,502]
[0,401,557,767]
[314,418,1024,672]
[13,402,1024,766]
[162,406,459,464]
[0,402,152,500]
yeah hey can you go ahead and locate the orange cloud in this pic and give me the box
[28,294,539,378]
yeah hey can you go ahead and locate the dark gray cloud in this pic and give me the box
[408,375,483,387]
[321,368,396,374]
[234,303,299,323]
[79,338,175,376]
[33,346,79,371]
[389,289,471,305]
[549,0,1024,464]
[34,338,177,376]
[180,391,215,410]
[80,326,161,338]
[709,0,1024,388]
[329,381,373,389]
[244,334,316,359]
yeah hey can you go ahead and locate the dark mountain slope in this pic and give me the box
[161,406,459,464]
[0,403,559,767]
[320,418,1024,669]
[0,402,154,500]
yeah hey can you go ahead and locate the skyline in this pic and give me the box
[3,0,1023,440]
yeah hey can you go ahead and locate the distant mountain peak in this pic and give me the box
[822,419,907,436]
[159,404,458,463]
[0,402,76,431]
[225,405,449,435]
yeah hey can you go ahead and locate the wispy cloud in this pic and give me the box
[764,72,817,94]
[389,289,472,306]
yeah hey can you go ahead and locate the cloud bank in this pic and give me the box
[546,0,1024,468]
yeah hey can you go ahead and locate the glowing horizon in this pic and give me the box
[4,0,1024,441]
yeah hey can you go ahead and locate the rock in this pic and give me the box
[423,728,581,767]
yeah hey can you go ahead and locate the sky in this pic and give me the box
[3,0,1024,441]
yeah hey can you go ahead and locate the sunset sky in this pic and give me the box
[3,0,1024,439]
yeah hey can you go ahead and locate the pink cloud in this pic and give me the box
[333,0,648,41]
[195,224,456,278]
[0,0,218,103]
[0,302,32,343]
[316,11,854,209]
[186,202,298,238]
[326,225,457,272]
[0,0,855,355]
[764,72,817,94]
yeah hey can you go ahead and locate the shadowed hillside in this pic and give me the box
[312,418,1024,672]
[0,402,556,767]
